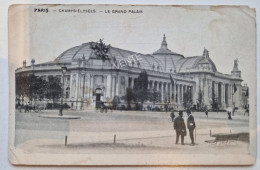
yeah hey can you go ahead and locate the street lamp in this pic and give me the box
[59,66,67,116]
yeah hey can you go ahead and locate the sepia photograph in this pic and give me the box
[8,4,257,165]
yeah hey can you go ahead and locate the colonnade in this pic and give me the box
[146,79,194,104]
[197,80,241,107]
[70,72,242,109]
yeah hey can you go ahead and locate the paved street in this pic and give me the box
[15,109,250,155]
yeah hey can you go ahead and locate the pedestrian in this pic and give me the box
[232,105,235,116]
[205,110,208,118]
[244,107,249,116]
[24,102,29,113]
[170,111,175,122]
[228,111,232,120]
[174,111,186,145]
[165,104,168,112]
[187,110,196,145]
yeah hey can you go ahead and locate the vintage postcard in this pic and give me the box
[9,4,256,165]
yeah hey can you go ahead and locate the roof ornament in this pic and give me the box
[31,58,35,65]
[23,60,26,67]
[137,61,140,67]
[161,34,168,50]
[233,58,239,71]
[82,54,86,67]
[77,58,82,67]
[203,48,209,58]
[90,39,111,61]
[153,34,181,55]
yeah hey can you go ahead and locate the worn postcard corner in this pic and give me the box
[8,4,256,166]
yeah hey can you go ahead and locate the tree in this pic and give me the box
[46,76,62,104]
[123,88,135,110]
[112,96,121,109]
[197,87,204,111]
[28,74,48,101]
[183,91,193,110]
[16,75,30,103]
[210,89,219,111]
[133,71,149,108]
[148,89,161,106]
[16,74,47,103]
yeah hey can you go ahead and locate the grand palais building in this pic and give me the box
[15,35,248,110]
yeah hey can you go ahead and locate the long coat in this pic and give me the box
[187,115,196,130]
[174,116,186,135]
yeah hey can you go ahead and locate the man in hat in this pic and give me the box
[174,111,186,145]
[187,110,196,145]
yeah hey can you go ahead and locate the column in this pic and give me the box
[76,72,81,101]
[183,85,186,100]
[151,81,154,90]
[238,84,242,107]
[129,77,133,89]
[81,74,85,99]
[224,84,228,106]
[89,74,94,99]
[190,86,194,103]
[161,82,163,102]
[111,76,116,99]
[203,80,209,106]
[116,75,119,96]
[214,82,217,100]
[165,83,167,102]
[104,76,107,100]
[178,84,181,104]
[228,84,231,106]
[208,80,212,102]
[106,74,112,100]
[222,83,225,106]
[176,84,179,103]
[167,83,170,102]
[172,82,175,102]
[179,84,182,104]
[125,75,129,92]
[170,83,172,103]
[183,85,185,104]
[231,84,234,105]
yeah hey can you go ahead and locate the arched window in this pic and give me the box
[66,87,70,98]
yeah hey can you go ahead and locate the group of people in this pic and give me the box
[170,110,196,145]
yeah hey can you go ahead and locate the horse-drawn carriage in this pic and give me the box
[18,101,46,112]
[95,101,112,113]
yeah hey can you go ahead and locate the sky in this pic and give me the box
[9,5,256,85]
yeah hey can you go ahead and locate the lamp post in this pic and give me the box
[59,66,67,116]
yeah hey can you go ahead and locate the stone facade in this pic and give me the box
[15,35,247,110]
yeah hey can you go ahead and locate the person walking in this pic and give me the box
[170,111,175,122]
[187,110,196,145]
[205,110,208,118]
[174,111,186,145]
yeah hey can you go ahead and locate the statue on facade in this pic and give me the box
[90,39,111,61]
[233,58,239,71]
[234,58,238,67]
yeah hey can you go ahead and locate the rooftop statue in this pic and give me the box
[90,39,111,61]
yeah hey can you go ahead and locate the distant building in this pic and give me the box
[15,35,248,110]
